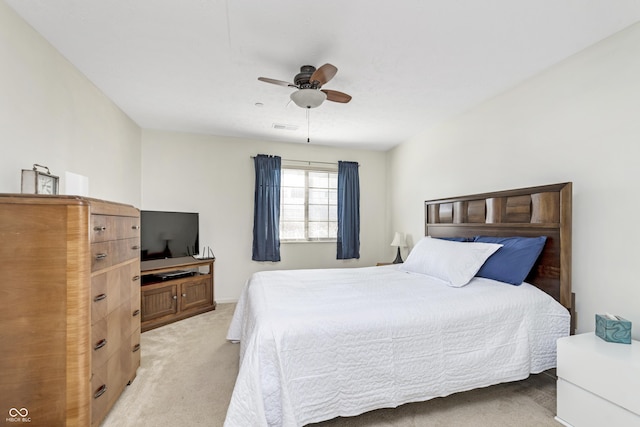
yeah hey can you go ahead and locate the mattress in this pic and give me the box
[224,265,570,427]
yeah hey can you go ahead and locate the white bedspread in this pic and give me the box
[224,266,570,427]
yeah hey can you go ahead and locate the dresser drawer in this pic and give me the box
[90,363,109,426]
[91,270,123,322]
[91,215,140,243]
[129,265,142,335]
[557,378,640,427]
[91,350,128,426]
[122,291,142,337]
[91,261,141,323]
[122,328,141,384]
[131,329,141,370]
[91,238,140,271]
[91,308,123,368]
[557,334,640,416]
[91,319,109,368]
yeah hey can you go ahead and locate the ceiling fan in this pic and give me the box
[258,64,352,108]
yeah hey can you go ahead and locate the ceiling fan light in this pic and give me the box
[290,89,327,108]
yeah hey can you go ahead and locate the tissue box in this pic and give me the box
[595,314,632,344]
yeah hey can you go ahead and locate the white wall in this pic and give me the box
[141,129,388,302]
[0,1,141,206]
[388,23,640,339]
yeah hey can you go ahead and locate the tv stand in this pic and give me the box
[140,256,216,332]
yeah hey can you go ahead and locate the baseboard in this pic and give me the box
[554,416,573,427]
[216,298,239,304]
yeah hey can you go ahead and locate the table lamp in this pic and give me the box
[390,232,407,264]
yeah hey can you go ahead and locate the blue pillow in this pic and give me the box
[473,236,547,285]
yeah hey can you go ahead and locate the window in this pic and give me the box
[280,167,338,241]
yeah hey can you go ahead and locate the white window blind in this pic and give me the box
[280,166,338,242]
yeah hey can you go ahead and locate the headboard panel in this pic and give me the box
[425,183,573,324]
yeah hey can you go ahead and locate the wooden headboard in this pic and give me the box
[425,182,574,330]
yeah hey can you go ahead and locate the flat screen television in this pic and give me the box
[140,210,199,261]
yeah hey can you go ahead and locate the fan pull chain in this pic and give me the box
[306,107,310,143]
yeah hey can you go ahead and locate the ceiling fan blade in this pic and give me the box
[322,89,352,103]
[258,77,296,87]
[310,63,338,86]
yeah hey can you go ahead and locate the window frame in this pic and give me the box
[279,164,338,243]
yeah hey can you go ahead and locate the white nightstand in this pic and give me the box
[555,333,640,427]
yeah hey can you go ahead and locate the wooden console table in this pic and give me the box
[140,256,216,332]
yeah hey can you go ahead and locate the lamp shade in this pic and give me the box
[290,89,327,108]
[390,232,406,247]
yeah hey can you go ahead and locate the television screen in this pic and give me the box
[140,210,199,261]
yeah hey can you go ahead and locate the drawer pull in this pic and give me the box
[132,275,140,281]
[132,225,140,230]
[94,339,107,351]
[131,245,140,250]
[95,253,108,260]
[132,309,140,317]
[132,343,141,353]
[93,293,107,302]
[173,295,177,300]
[94,384,107,399]
[182,293,187,298]
[93,226,106,232]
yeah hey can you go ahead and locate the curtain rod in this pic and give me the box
[249,156,359,167]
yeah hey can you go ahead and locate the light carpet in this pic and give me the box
[101,303,560,427]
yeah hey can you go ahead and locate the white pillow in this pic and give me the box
[400,236,502,287]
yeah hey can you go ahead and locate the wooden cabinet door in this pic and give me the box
[180,277,213,312]
[141,283,178,322]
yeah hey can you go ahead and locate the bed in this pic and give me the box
[225,182,574,427]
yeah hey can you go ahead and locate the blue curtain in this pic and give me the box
[252,155,281,261]
[337,161,360,259]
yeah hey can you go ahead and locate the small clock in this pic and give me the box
[21,164,59,195]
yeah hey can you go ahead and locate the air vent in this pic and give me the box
[272,123,299,131]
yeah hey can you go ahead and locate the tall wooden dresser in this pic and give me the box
[0,195,141,426]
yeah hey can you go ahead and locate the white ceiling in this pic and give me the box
[6,1,640,151]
